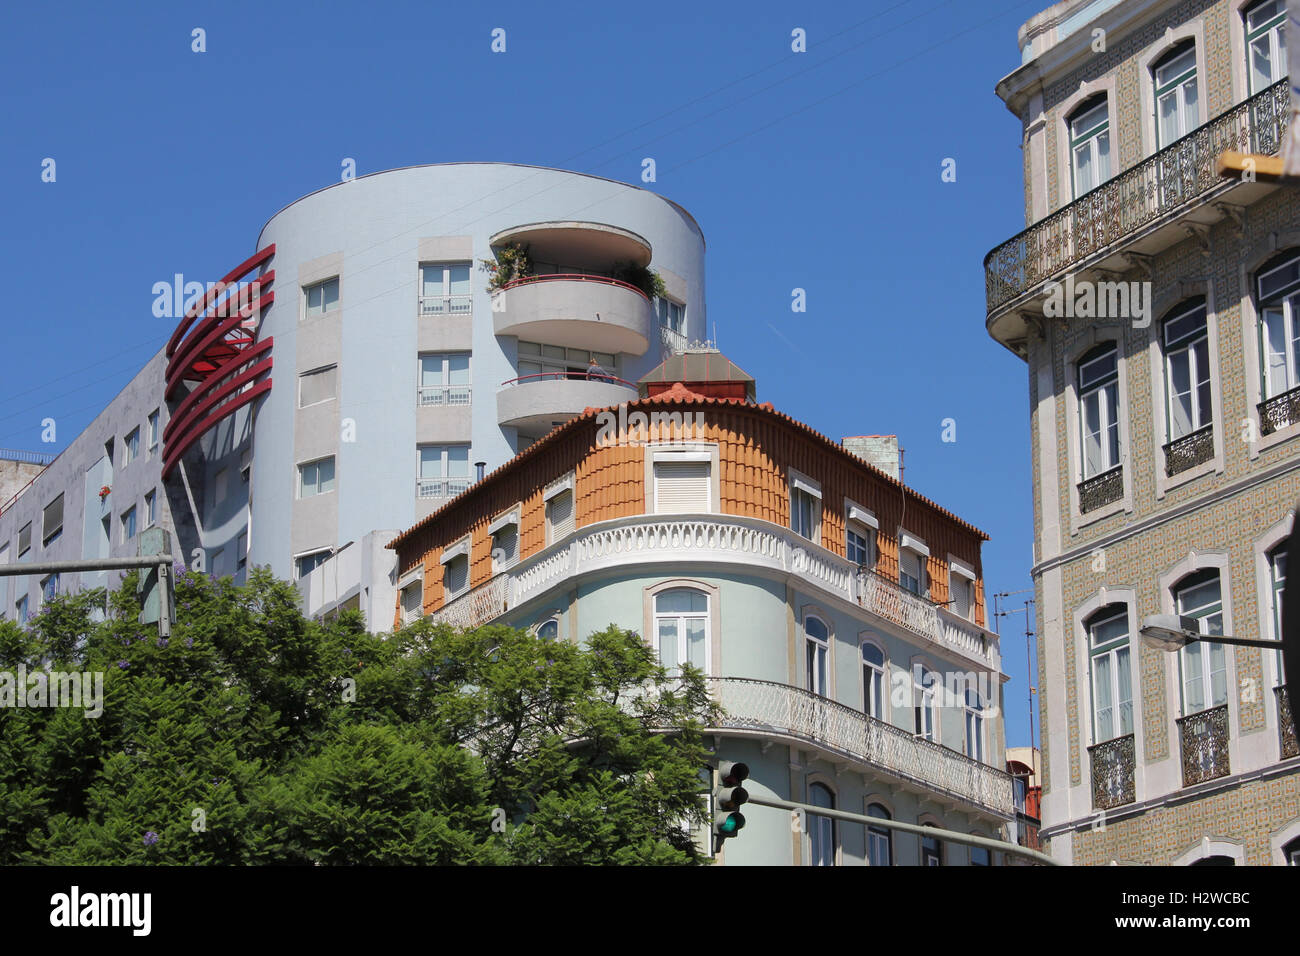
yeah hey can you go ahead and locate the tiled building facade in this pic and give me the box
[988,0,1300,863]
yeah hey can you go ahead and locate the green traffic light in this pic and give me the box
[719,812,745,835]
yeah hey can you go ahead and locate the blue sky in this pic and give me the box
[0,0,1048,747]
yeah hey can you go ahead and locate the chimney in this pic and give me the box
[475,461,486,483]
[841,435,900,481]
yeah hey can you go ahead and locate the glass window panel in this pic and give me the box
[1094,654,1114,742]
[862,643,884,667]
[1116,646,1134,736]
[446,446,469,477]
[686,620,706,670]
[419,447,443,478]
[420,356,443,386]
[658,619,679,670]
[448,354,470,384]
[448,264,470,295]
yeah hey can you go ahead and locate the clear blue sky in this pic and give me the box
[0,0,1049,748]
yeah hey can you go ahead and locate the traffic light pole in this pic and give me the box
[0,554,176,637]
[745,795,1060,866]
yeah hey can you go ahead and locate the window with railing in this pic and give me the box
[1246,0,1288,95]
[418,353,471,406]
[417,444,470,499]
[1069,96,1112,198]
[1256,250,1300,434]
[420,262,472,315]
[1088,605,1134,745]
[804,615,829,697]
[516,341,618,382]
[1175,569,1228,715]
[862,641,886,721]
[1163,299,1212,446]
[1154,42,1200,148]
[654,588,709,676]
[1079,343,1121,480]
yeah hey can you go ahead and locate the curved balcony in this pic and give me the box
[489,221,652,268]
[496,371,637,433]
[492,274,653,356]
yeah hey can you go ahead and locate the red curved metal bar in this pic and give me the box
[167,290,276,397]
[498,273,650,301]
[162,357,272,460]
[499,371,635,388]
[162,379,272,477]
[166,245,275,356]
[163,339,274,442]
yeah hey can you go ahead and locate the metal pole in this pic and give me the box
[0,555,175,576]
[745,795,1059,866]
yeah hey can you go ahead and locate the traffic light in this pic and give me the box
[712,759,749,849]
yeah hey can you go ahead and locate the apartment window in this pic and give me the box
[950,561,977,619]
[656,297,685,334]
[1285,835,1300,866]
[299,365,338,407]
[41,573,59,603]
[808,783,836,866]
[536,618,559,641]
[1246,0,1288,94]
[862,641,886,720]
[804,615,829,697]
[147,409,160,456]
[295,550,330,580]
[1069,96,1111,197]
[305,277,340,317]
[544,479,575,544]
[517,341,617,382]
[921,825,943,866]
[1270,544,1287,684]
[17,523,31,558]
[1163,299,1212,440]
[1257,251,1300,401]
[42,493,64,546]
[789,472,821,541]
[418,353,471,406]
[417,445,470,499]
[653,457,710,513]
[1078,343,1120,479]
[236,531,247,573]
[443,553,469,600]
[1088,605,1134,743]
[16,596,28,625]
[490,511,519,572]
[964,688,985,763]
[846,523,876,570]
[899,548,927,597]
[121,506,137,543]
[1175,569,1228,715]
[914,666,938,742]
[400,580,423,624]
[145,489,156,527]
[123,427,140,466]
[970,844,991,867]
[419,262,472,315]
[867,804,892,866]
[299,457,336,498]
[654,588,709,675]
[1153,42,1199,147]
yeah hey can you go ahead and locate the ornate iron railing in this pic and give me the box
[1258,385,1300,436]
[1277,685,1298,760]
[428,573,509,631]
[1088,733,1135,810]
[1078,465,1123,513]
[1163,424,1214,477]
[859,569,940,640]
[707,677,1014,816]
[984,79,1290,315]
[1177,703,1230,787]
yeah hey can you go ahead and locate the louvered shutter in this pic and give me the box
[444,556,469,596]
[547,491,575,542]
[654,461,710,513]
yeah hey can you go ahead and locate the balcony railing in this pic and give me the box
[416,477,471,500]
[417,384,471,406]
[1088,733,1135,810]
[1278,686,1298,760]
[708,677,1014,816]
[1163,424,1214,477]
[419,293,473,316]
[427,515,998,671]
[1177,703,1230,787]
[1258,385,1300,436]
[660,324,688,355]
[498,272,651,301]
[499,371,636,389]
[1078,465,1123,514]
[984,79,1290,315]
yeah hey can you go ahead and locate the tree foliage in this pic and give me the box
[0,567,717,865]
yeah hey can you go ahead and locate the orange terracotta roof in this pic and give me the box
[387,393,989,550]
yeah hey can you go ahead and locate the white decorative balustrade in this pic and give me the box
[429,573,509,630]
[427,515,995,668]
[709,677,1014,817]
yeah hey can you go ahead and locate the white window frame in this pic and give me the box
[656,297,686,334]
[1088,605,1134,744]
[1175,570,1228,716]
[298,364,339,409]
[1153,43,1199,148]
[441,538,471,601]
[1245,0,1288,94]
[861,638,886,721]
[914,664,938,742]
[144,489,156,528]
[298,456,336,499]
[147,409,160,457]
[804,613,830,697]
[417,352,471,407]
[120,506,137,544]
[964,688,985,763]
[652,588,710,676]
[1069,98,1112,198]
[417,444,471,499]
[789,469,821,542]
[294,549,330,581]
[544,473,576,545]
[1163,300,1212,440]
[304,277,340,318]
[949,558,977,620]
[1257,251,1300,400]
[807,781,836,867]
[489,508,521,573]
[419,262,472,316]
[866,803,892,866]
[123,427,140,467]
[650,449,713,514]
[1078,344,1121,480]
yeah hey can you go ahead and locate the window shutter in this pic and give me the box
[42,494,64,542]
[18,524,31,555]
[300,366,337,406]
[654,461,710,513]
[952,580,971,618]
[547,491,575,541]
[444,556,469,596]
[493,524,518,569]
[401,583,423,622]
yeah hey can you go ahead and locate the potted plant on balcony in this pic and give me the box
[98,485,111,501]
[609,260,666,300]
[480,243,531,292]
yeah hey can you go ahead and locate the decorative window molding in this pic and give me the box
[1064,327,1134,532]
[643,579,722,676]
[440,536,471,565]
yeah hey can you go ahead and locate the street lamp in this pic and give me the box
[1138,614,1285,652]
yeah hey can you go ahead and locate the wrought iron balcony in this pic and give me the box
[984,79,1290,317]
[707,677,1014,816]
[1088,733,1135,810]
[1078,465,1122,514]
[1177,703,1230,787]
[1163,424,1214,477]
[1278,685,1298,760]
[1258,385,1300,436]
